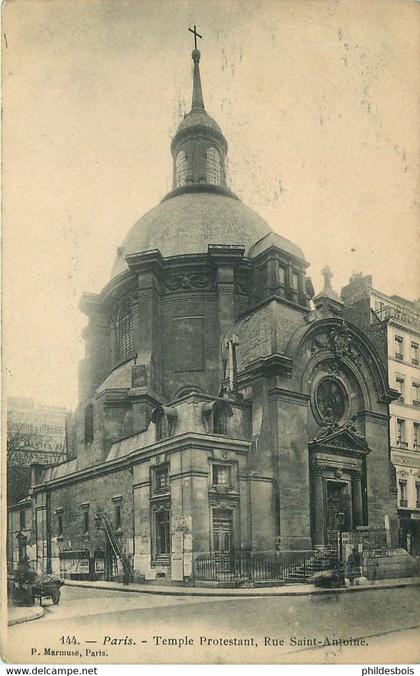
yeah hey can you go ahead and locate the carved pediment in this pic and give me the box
[310,425,369,454]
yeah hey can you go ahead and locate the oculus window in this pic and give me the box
[316,377,348,423]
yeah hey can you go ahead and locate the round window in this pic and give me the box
[315,377,348,423]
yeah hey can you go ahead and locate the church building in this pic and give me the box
[20,39,401,584]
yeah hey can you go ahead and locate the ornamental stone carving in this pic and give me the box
[310,326,364,369]
[164,272,215,291]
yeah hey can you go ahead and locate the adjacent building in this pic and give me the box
[7,397,68,506]
[8,44,404,584]
[342,274,420,554]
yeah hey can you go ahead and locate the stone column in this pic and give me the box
[313,468,325,547]
[352,472,364,528]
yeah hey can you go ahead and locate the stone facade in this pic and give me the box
[8,47,401,584]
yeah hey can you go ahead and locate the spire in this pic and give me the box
[191,48,205,111]
[168,26,230,195]
[188,25,204,111]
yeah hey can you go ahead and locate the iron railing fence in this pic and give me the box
[192,549,336,585]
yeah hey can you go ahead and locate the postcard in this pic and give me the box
[2,0,420,667]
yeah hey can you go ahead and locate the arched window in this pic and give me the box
[213,404,228,435]
[202,400,232,436]
[116,306,133,361]
[84,403,94,445]
[152,406,177,441]
[175,150,187,187]
[206,147,222,185]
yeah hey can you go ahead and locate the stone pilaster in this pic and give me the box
[271,389,312,551]
[208,246,244,384]
[127,252,163,396]
[352,471,364,528]
[312,467,325,547]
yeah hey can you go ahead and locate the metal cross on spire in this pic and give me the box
[188,24,202,50]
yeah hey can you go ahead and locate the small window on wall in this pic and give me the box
[19,509,26,530]
[213,464,231,487]
[395,335,404,359]
[175,150,187,187]
[155,465,169,493]
[292,271,299,291]
[57,514,63,537]
[152,407,177,441]
[213,406,227,435]
[399,479,407,507]
[416,482,420,508]
[396,377,405,402]
[411,342,419,365]
[155,508,170,557]
[84,403,94,445]
[414,423,420,449]
[116,305,134,362]
[278,265,286,287]
[397,418,406,447]
[206,147,222,185]
[412,382,420,406]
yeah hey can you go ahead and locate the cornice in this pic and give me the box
[32,433,250,492]
[207,244,245,266]
[238,295,310,321]
[355,410,390,423]
[268,387,310,406]
[125,249,165,276]
[243,353,294,379]
[249,244,310,269]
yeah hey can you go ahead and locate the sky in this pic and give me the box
[3,0,419,410]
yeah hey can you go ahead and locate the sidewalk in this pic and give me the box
[8,605,45,626]
[64,575,420,597]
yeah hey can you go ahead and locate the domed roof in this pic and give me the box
[176,109,222,135]
[111,191,273,278]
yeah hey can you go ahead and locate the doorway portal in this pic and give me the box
[326,480,351,534]
[212,509,232,572]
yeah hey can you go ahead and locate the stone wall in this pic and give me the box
[363,549,420,580]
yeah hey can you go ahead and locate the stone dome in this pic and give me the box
[111,190,273,278]
[176,109,223,135]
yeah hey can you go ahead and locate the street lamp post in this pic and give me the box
[336,510,346,587]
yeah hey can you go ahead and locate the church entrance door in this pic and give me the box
[212,509,232,573]
[326,480,351,537]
